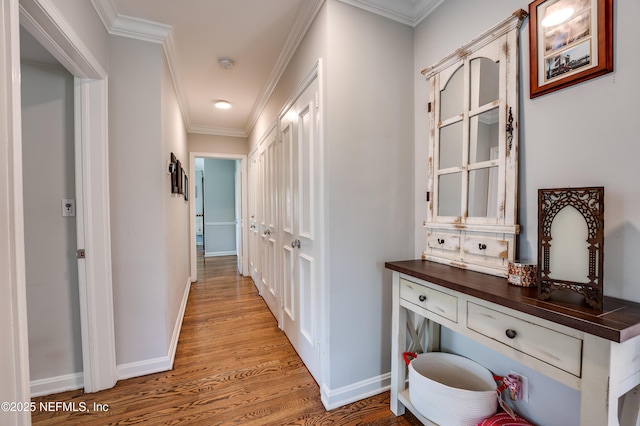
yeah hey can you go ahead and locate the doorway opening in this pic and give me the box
[20,27,84,396]
[189,153,248,282]
[16,0,117,398]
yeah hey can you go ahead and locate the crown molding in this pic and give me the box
[244,0,325,137]
[161,30,192,131]
[91,0,192,131]
[91,0,325,138]
[91,0,171,43]
[338,0,443,27]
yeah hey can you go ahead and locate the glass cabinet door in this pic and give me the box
[434,41,503,223]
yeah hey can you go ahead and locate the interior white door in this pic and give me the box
[260,129,280,320]
[280,78,321,383]
[248,153,260,287]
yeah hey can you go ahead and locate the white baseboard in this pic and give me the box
[117,356,172,381]
[204,250,236,257]
[168,277,191,367]
[320,373,391,410]
[31,372,84,397]
[118,276,191,380]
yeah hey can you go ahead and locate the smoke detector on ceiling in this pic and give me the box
[218,57,235,70]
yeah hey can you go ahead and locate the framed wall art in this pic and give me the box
[183,175,188,201]
[537,187,604,311]
[528,0,613,98]
[176,160,183,194]
[170,153,178,194]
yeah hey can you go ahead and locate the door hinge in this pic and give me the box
[427,102,432,113]
[77,249,86,259]
[426,191,430,202]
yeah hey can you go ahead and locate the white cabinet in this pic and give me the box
[421,11,527,277]
[387,260,640,426]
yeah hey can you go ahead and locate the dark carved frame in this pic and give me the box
[537,187,604,311]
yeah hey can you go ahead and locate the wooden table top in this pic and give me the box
[385,259,640,343]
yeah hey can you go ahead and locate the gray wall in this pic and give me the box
[188,133,248,156]
[21,60,82,382]
[109,35,190,368]
[161,52,190,355]
[325,0,414,390]
[414,1,640,424]
[109,36,168,364]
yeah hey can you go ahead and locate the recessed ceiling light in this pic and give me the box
[218,57,235,69]
[214,100,231,109]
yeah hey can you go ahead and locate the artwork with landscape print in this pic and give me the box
[529,0,613,98]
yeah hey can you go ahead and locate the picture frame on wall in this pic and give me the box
[170,153,178,193]
[528,0,613,98]
[176,160,183,194]
[184,175,189,201]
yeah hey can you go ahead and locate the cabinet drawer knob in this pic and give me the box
[479,243,487,250]
[419,295,427,302]
[505,329,517,339]
[437,238,445,245]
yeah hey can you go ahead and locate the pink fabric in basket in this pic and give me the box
[477,412,534,426]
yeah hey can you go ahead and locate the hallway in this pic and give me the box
[31,255,420,425]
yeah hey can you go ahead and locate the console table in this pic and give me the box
[386,260,640,426]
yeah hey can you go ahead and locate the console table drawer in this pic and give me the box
[400,279,457,323]
[467,302,583,376]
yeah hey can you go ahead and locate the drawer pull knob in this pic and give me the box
[437,238,445,245]
[419,295,427,302]
[479,243,487,250]
[505,329,517,339]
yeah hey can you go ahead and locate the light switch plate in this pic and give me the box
[62,199,75,217]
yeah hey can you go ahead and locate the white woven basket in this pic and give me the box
[405,352,498,426]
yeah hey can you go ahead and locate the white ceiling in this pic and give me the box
[91,0,443,138]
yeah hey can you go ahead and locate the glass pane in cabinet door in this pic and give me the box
[469,108,499,165]
[438,172,462,217]
[440,65,464,120]
[470,57,499,109]
[439,121,463,169]
[468,166,499,218]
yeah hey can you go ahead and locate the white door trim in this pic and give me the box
[74,78,117,392]
[189,152,248,282]
[0,1,31,424]
[20,0,116,394]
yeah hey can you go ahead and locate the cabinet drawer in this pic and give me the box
[400,279,457,323]
[426,231,460,254]
[463,235,508,259]
[467,302,582,376]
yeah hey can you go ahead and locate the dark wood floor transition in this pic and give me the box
[31,255,420,425]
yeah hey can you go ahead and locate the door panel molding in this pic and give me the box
[280,66,322,383]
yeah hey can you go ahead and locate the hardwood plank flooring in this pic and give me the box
[31,255,421,425]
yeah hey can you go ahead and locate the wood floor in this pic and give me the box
[31,255,421,425]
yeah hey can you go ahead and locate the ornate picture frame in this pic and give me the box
[528,0,613,98]
[537,187,604,311]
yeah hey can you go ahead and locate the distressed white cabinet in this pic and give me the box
[422,11,527,277]
[387,260,640,426]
